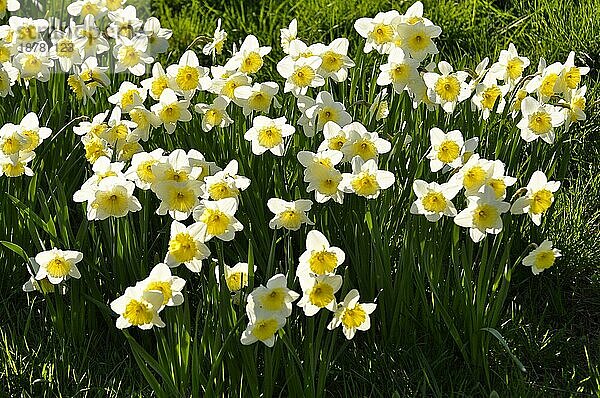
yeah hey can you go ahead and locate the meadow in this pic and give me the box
[0,0,599,397]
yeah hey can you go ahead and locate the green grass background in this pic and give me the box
[1,0,599,396]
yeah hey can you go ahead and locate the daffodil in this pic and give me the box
[307,167,345,204]
[106,5,142,39]
[469,58,491,89]
[14,50,53,82]
[194,96,233,132]
[87,176,142,220]
[301,91,352,137]
[327,289,376,340]
[154,180,203,221]
[73,111,109,137]
[317,38,355,82]
[340,122,391,162]
[9,16,48,45]
[203,18,227,57]
[516,96,564,144]
[522,240,561,275]
[561,85,586,130]
[488,43,529,86]
[67,71,93,102]
[187,149,221,181]
[23,257,65,294]
[297,149,344,203]
[136,263,186,308]
[73,156,126,203]
[67,0,106,18]
[297,274,343,316]
[100,106,137,145]
[0,37,14,63]
[426,127,478,172]
[297,148,340,176]
[129,106,162,142]
[151,149,202,187]
[246,274,299,319]
[208,67,252,99]
[471,76,510,120]
[410,179,461,222]
[34,248,83,284]
[49,21,82,73]
[298,230,345,278]
[192,198,244,241]
[141,62,171,101]
[277,55,324,96]
[164,221,210,272]
[423,61,471,113]
[110,286,165,330]
[409,72,434,110]
[483,160,516,200]
[450,154,493,195]
[525,59,563,101]
[397,1,433,26]
[74,15,110,58]
[295,94,317,134]
[143,17,172,56]
[244,116,294,156]
[166,50,211,98]
[317,121,350,152]
[202,160,250,200]
[225,34,271,74]
[113,34,154,76]
[16,112,52,152]
[124,148,165,190]
[79,56,111,90]
[115,139,143,162]
[554,51,589,94]
[454,187,510,242]
[104,0,125,11]
[240,311,286,347]
[510,170,560,226]
[286,39,324,61]
[0,151,35,177]
[0,64,17,97]
[354,11,400,54]
[108,81,147,113]
[81,134,112,164]
[377,47,420,94]
[396,21,441,62]
[280,18,297,54]
[267,198,314,231]
[217,262,256,292]
[233,82,279,116]
[151,88,192,134]
[340,156,395,199]
[0,122,24,156]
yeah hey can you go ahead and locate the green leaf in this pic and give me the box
[481,327,526,373]
[1,241,29,261]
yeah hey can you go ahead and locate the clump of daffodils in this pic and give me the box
[297,230,376,339]
[412,128,561,242]
[241,274,299,347]
[7,0,586,357]
[0,112,51,178]
[0,2,173,94]
[241,229,377,346]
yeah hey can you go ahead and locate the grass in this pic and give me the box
[1,0,599,396]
